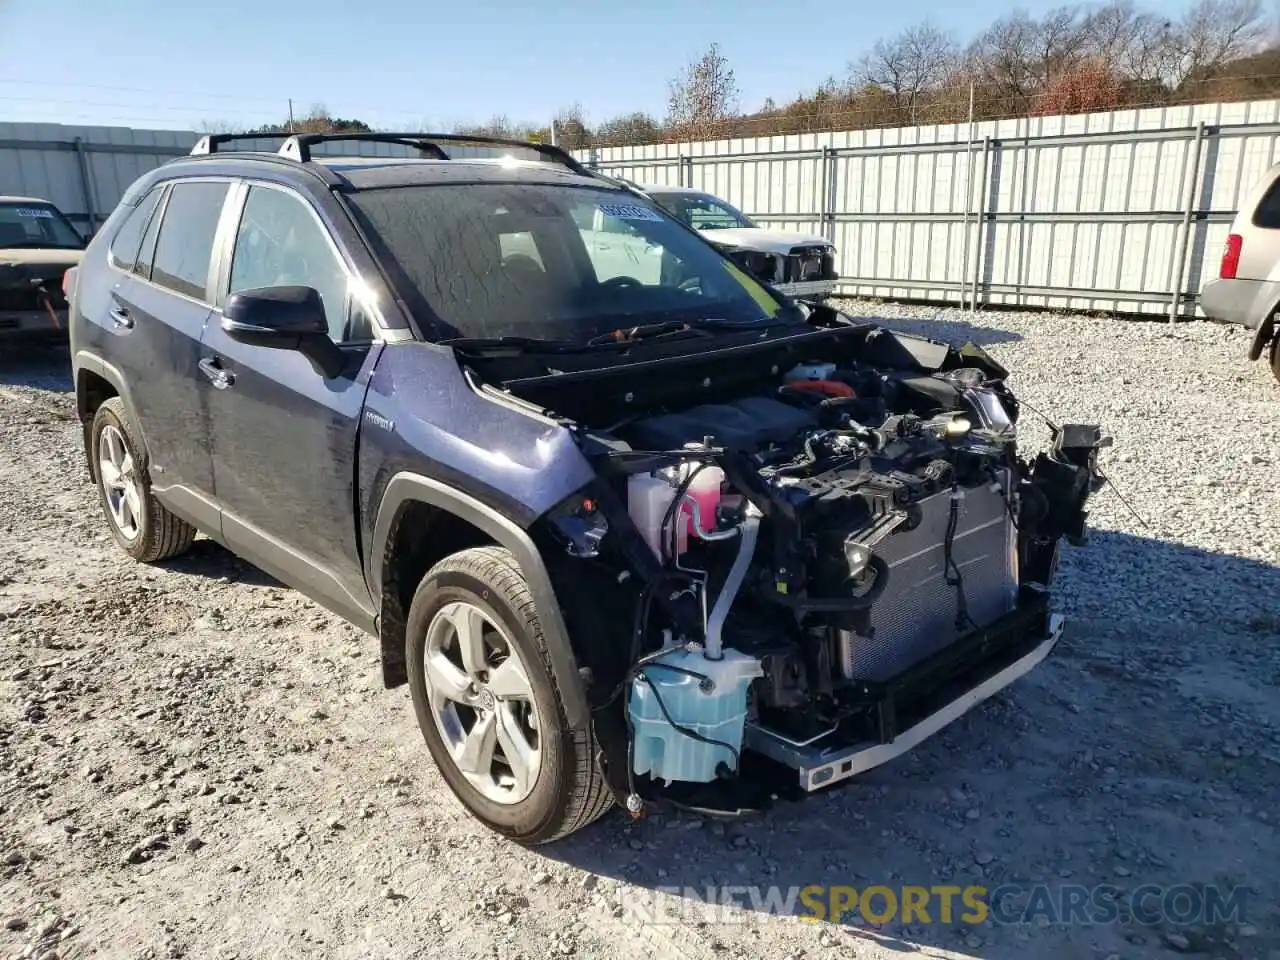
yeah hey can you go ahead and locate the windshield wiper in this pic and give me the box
[585,316,788,347]
[586,320,706,346]
[442,336,593,357]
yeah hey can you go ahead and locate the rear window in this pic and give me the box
[1254,178,1280,229]
[0,201,85,250]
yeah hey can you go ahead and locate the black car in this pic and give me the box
[0,195,85,343]
[65,132,1106,843]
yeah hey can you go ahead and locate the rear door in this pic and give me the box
[100,179,232,530]
[199,180,381,628]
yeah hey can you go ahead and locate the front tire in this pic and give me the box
[90,398,196,563]
[406,546,613,844]
[1270,335,1280,385]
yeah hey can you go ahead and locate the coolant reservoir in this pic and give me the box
[628,457,724,559]
[682,458,724,539]
[628,647,763,785]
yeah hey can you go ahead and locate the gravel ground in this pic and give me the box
[1,302,1278,960]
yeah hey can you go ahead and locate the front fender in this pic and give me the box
[368,471,590,729]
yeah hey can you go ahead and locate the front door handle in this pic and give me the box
[109,306,133,330]
[198,357,235,390]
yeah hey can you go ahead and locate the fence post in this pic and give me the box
[824,145,838,245]
[957,83,976,311]
[1169,121,1206,323]
[970,136,992,314]
[72,137,100,236]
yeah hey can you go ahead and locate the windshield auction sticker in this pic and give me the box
[599,203,664,222]
[13,207,53,219]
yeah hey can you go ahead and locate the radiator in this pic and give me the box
[838,473,1018,682]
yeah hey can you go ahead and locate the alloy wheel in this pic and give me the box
[98,424,142,542]
[422,600,542,804]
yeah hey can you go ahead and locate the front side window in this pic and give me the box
[150,181,230,301]
[649,192,755,231]
[0,201,85,250]
[228,186,356,341]
[347,183,780,342]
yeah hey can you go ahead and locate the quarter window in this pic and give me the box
[150,181,230,301]
[108,187,162,272]
[1254,178,1280,229]
[228,186,356,341]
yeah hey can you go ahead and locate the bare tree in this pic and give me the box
[551,103,591,150]
[1033,6,1090,87]
[666,43,740,139]
[968,12,1042,113]
[1168,0,1269,86]
[595,112,661,147]
[852,20,959,123]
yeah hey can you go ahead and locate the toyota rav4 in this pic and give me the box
[64,132,1106,844]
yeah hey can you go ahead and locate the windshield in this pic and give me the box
[647,192,756,231]
[347,183,782,342]
[0,202,84,250]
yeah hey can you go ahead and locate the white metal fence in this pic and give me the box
[578,99,1280,319]
[0,124,493,237]
[6,104,1280,319]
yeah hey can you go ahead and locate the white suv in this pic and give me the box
[635,185,838,301]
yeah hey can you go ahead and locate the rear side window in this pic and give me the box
[108,188,162,272]
[1253,178,1280,228]
[150,181,230,300]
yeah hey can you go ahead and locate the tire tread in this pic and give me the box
[94,398,197,563]
[415,545,613,843]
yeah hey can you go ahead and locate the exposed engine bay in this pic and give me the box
[487,314,1109,815]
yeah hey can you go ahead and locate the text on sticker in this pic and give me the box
[14,207,53,219]
[598,203,664,223]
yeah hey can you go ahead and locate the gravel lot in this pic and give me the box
[2,302,1278,960]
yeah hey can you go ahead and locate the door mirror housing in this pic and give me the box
[222,285,345,378]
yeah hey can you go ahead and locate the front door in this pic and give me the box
[200,182,380,628]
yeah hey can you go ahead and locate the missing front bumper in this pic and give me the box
[744,601,1065,792]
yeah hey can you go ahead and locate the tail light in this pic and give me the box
[1220,234,1243,279]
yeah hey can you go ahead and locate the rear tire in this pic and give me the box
[405,546,613,844]
[90,398,196,563]
[1270,335,1280,385]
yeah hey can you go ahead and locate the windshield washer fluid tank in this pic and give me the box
[628,646,762,785]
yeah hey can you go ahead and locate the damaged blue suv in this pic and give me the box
[65,132,1106,843]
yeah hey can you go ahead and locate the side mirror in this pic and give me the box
[222,285,345,378]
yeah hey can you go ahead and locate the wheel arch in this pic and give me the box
[370,472,590,729]
[1248,310,1276,362]
[74,351,147,483]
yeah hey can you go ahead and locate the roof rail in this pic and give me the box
[276,131,595,176]
[189,133,288,156]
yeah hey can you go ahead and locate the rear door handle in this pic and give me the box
[198,357,235,390]
[109,306,133,330]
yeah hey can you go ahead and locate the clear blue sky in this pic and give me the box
[0,0,1170,132]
